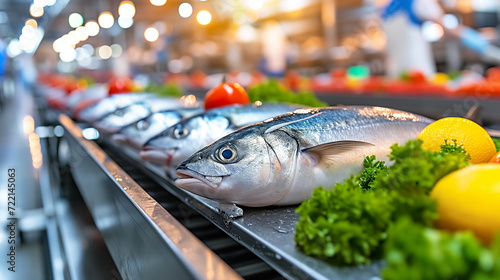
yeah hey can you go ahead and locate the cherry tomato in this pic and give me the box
[490,151,500,163]
[408,70,427,84]
[204,82,249,110]
[108,77,133,95]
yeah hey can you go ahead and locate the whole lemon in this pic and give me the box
[418,117,496,164]
[431,164,500,244]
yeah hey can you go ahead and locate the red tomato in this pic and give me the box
[108,77,133,95]
[408,70,427,84]
[204,82,250,110]
[490,151,500,163]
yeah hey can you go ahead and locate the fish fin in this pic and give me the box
[302,140,375,166]
[264,112,321,134]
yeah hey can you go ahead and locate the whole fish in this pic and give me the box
[175,106,433,207]
[94,96,200,134]
[141,103,303,178]
[78,93,155,123]
[112,107,202,150]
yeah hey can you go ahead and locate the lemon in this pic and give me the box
[431,164,500,244]
[418,117,496,164]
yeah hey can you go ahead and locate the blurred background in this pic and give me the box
[1,0,500,87]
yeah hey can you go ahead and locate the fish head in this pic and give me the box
[118,111,183,149]
[142,112,232,168]
[175,127,299,207]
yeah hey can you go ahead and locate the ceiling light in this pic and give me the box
[22,25,36,38]
[197,10,211,25]
[179,3,193,18]
[7,39,22,58]
[98,12,114,29]
[69,13,84,28]
[85,21,100,36]
[34,0,48,8]
[25,19,38,29]
[118,16,133,29]
[53,38,64,53]
[97,45,112,59]
[111,44,123,57]
[59,47,77,62]
[30,4,44,18]
[118,1,136,18]
[144,27,159,42]
[68,31,80,45]
[75,26,89,41]
[150,0,167,6]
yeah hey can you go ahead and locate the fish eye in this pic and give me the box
[215,144,237,163]
[135,120,149,130]
[172,125,189,139]
[114,109,124,116]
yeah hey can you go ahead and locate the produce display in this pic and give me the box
[143,83,185,98]
[247,79,327,107]
[203,80,250,110]
[107,76,135,95]
[175,106,432,206]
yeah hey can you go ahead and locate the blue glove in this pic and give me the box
[461,27,490,54]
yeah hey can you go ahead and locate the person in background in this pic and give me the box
[381,0,445,78]
[382,0,500,78]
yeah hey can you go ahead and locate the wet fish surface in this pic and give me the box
[175,106,433,207]
[112,107,202,149]
[94,96,199,134]
[141,103,303,178]
[78,93,155,123]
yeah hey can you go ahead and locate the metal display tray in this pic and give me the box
[59,114,242,280]
[99,129,383,279]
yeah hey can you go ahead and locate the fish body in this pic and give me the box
[78,93,155,123]
[175,106,433,207]
[112,108,203,149]
[141,103,303,177]
[94,96,199,134]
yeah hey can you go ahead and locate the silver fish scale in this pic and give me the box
[252,106,433,147]
[208,103,303,127]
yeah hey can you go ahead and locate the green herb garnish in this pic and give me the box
[383,217,500,280]
[294,139,470,265]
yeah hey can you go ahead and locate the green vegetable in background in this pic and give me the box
[383,217,500,280]
[247,79,327,107]
[145,83,184,97]
[294,139,470,265]
[493,138,500,152]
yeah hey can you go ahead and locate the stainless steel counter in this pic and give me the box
[59,114,242,280]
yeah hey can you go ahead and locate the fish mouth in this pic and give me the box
[142,145,157,151]
[140,147,178,166]
[176,169,222,189]
[140,149,168,165]
[112,134,129,145]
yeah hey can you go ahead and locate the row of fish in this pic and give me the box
[78,94,433,207]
